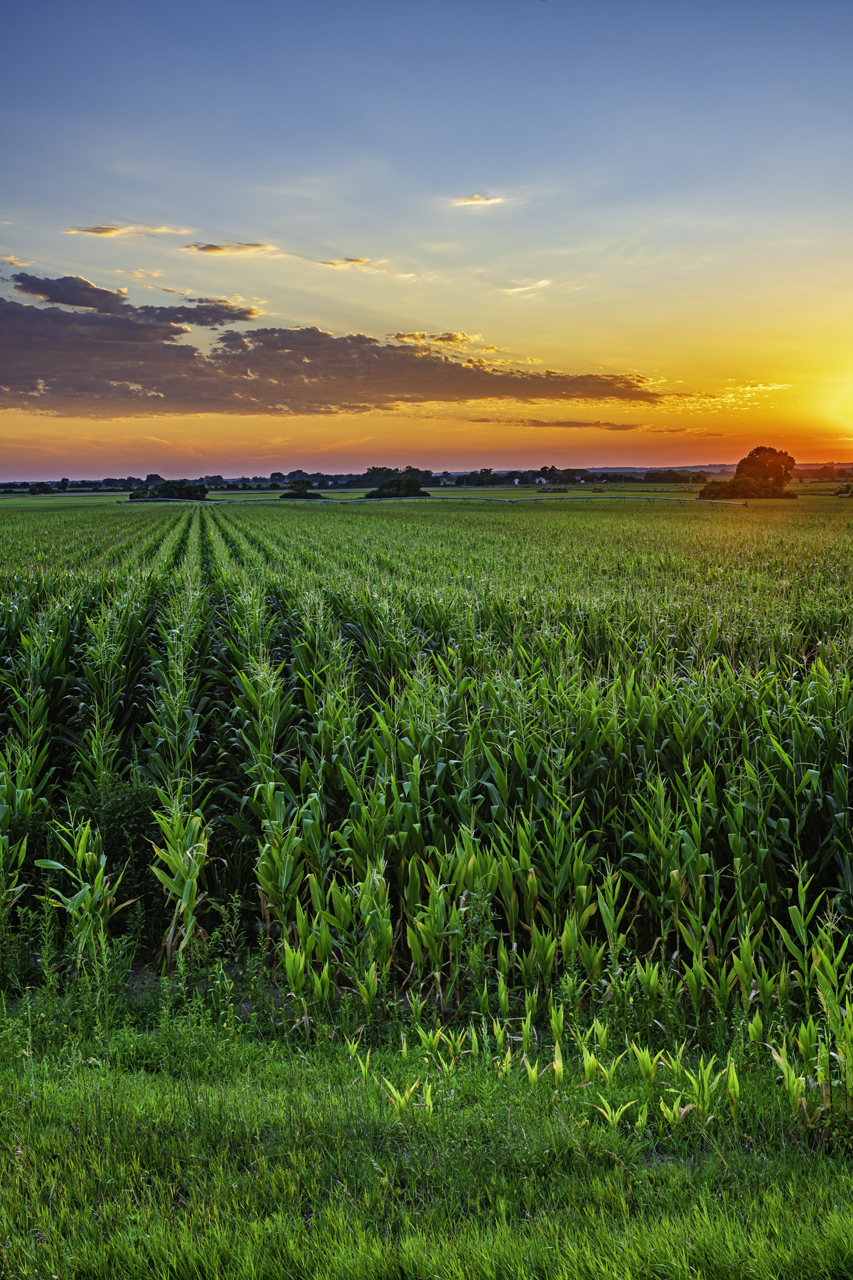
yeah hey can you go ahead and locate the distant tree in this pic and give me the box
[145,473,165,487]
[404,464,434,484]
[455,468,493,487]
[699,446,796,500]
[363,466,399,485]
[365,474,431,499]
[279,476,323,500]
[735,446,795,489]
[28,482,54,495]
[147,479,207,500]
[59,477,69,491]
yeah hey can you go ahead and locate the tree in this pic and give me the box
[699,446,797,501]
[141,479,208,500]
[279,476,323,500]
[365,474,431,499]
[363,466,399,485]
[734,446,795,490]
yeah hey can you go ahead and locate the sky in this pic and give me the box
[1,0,852,478]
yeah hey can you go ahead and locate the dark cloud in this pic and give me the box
[135,297,261,327]
[14,273,130,314]
[0,272,667,419]
[11,274,260,327]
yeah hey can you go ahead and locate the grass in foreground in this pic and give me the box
[2,974,853,1280]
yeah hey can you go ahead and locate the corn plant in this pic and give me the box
[552,1040,565,1087]
[660,1094,693,1129]
[631,1042,664,1085]
[381,1077,420,1115]
[254,785,303,932]
[0,748,44,912]
[592,1095,635,1128]
[770,1041,806,1116]
[149,788,212,972]
[523,1056,540,1087]
[683,1054,725,1126]
[36,817,133,971]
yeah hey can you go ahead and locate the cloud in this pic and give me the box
[463,417,725,437]
[0,269,675,420]
[467,417,646,431]
[14,273,129,314]
[504,280,551,294]
[114,269,163,279]
[452,194,504,206]
[11,273,260,327]
[392,331,479,346]
[319,257,373,268]
[64,224,191,237]
[183,241,279,255]
[1,255,34,267]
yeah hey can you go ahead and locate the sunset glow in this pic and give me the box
[2,0,851,477]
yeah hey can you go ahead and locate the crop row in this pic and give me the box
[1,501,852,1035]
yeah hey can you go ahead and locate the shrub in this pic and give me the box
[365,475,431,499]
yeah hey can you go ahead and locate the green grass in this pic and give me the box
[3,494,853,1275]
[3,981,853,1280]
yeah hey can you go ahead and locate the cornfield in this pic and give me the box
[3,497,853,1074]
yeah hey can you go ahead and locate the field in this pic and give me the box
[2,494,853,1277]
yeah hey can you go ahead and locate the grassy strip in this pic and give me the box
[2,987,853,1279]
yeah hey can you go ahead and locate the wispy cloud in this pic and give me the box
[183,242,281,256]
[392,331,480,345]
[1,255,34,267]
[504,280,551,294]
[468,417,646,431]
[64,224,191,237]
[665,381,793,413]
[319,257,372,268]
[113,269,163,279]
[452,194,504,206]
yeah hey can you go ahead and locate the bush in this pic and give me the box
[365,475,431,499]
[699,477,797,500]
[153,480,208,500]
